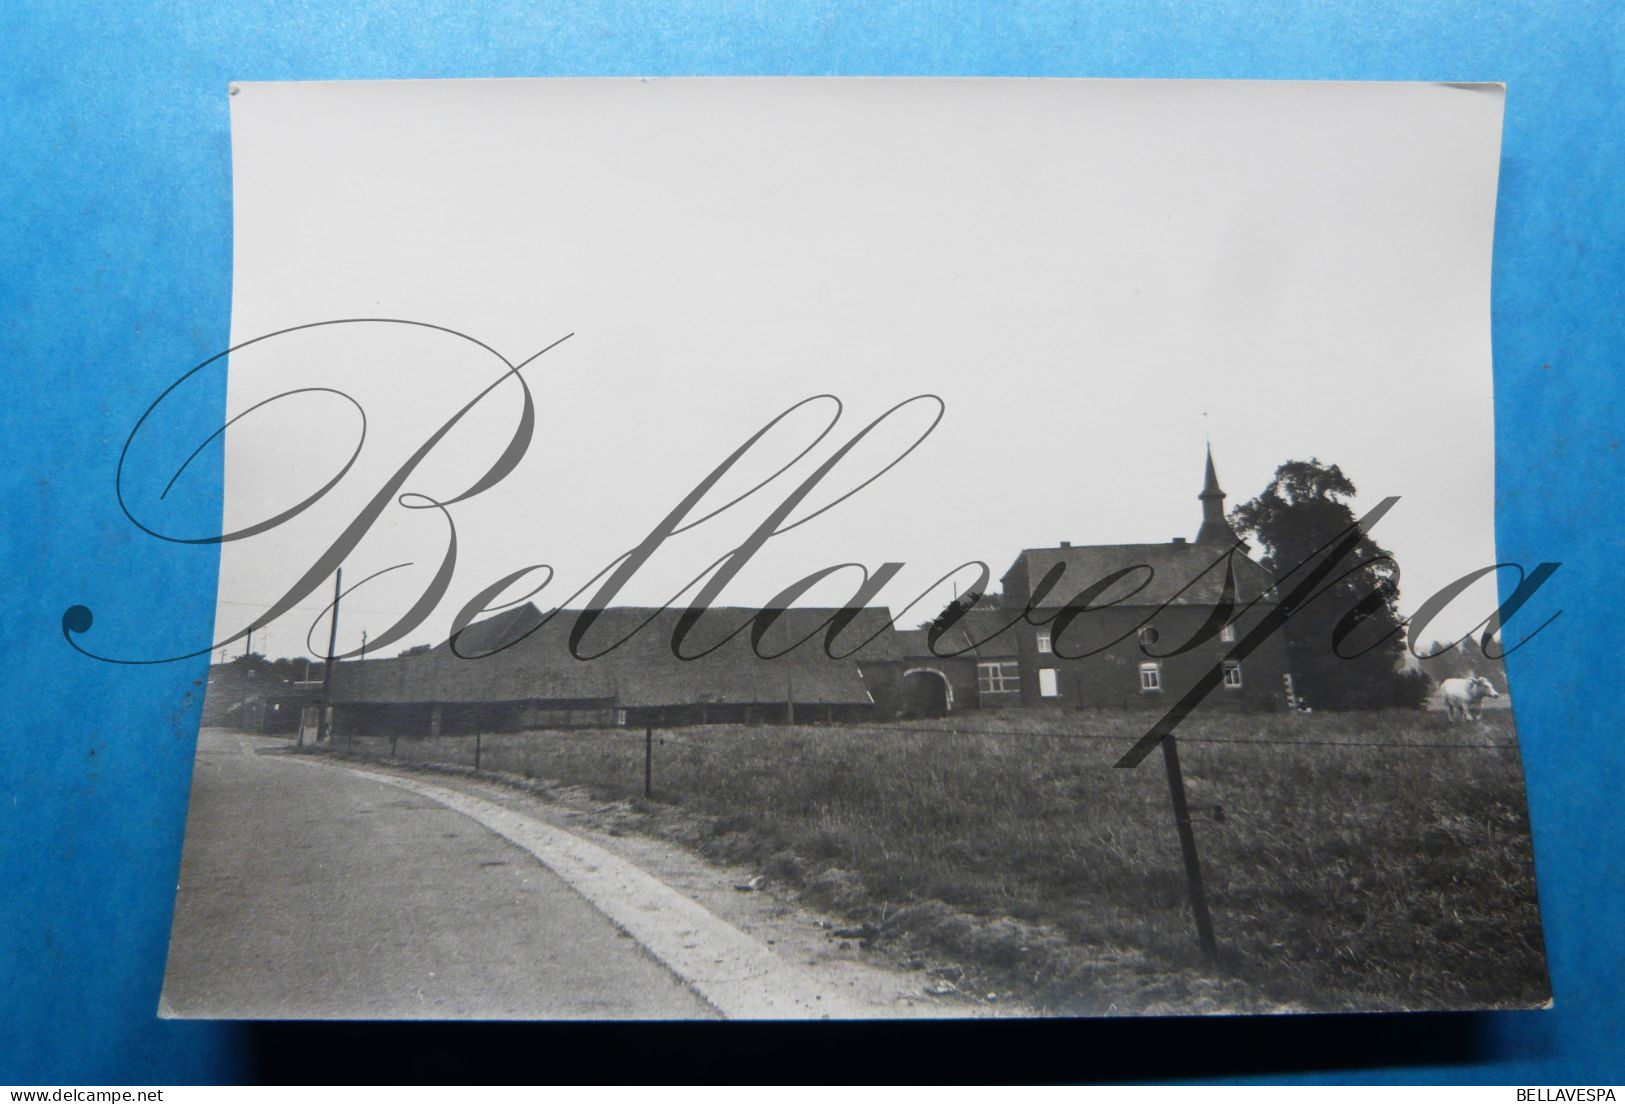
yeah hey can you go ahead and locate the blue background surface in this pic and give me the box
[2,0,1621,1085]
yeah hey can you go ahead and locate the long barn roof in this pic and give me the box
[329,604,897,707]
[1003,542,1281,608]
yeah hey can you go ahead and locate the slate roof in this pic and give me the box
[330,604,897,707]
[1002,542,1280,608]
[204,660,303,705]
[888,611,1021,660]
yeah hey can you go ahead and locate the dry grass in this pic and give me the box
[345,708,1548,1015]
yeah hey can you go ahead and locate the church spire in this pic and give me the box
[1195,444,1241,546]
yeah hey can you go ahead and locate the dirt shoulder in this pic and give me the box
[273,706,1543,1017]
[300,745,1019,1018]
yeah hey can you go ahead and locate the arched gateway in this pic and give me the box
[899,667,953,717]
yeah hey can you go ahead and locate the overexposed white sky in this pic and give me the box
[195,78,1507,659]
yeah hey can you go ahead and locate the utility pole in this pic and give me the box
[244,627,252,658]
[318,567,342,743]
[360,629,368,661]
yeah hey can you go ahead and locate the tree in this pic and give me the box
[1230,459,1429,710]
[226,652,272,675]
[1417,637,1507,691]
[922,590,1001,632]
[268,656,320,682]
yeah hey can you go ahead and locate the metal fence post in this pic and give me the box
[644,723,653,799]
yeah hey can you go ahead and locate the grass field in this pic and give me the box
[342,708,1548,1015]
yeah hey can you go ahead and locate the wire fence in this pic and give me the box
[307,702,1541,994]
[333,707,1522,803]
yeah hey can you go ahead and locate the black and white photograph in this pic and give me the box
[149,78,1548,1020]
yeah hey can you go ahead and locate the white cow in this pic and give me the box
[1440,675,1499,722]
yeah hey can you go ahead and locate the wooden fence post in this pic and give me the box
[644,723,653,799]
[1161,732,1218,960]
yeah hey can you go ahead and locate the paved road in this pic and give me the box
[162,730,716,1019]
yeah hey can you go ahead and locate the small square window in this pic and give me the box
[977,660,1021,694]
[1139,662,1162,692]
[1036,631,1052,654]
[1223,661,1242,689]
[1219,623,1237,643]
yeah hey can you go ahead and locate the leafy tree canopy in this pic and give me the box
[1231,459,1429,710]
[225,654,324,683]
[924,590,1001,632]
[1416,637,1507,689]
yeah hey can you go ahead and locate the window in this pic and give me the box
[977,660,1021,694]
[1038,667,1059,697]
[1036,631,1052,654]
[1138,626,1160,648]
[1223,661,1243,689]
[1219,623,1237,643]
[1139,662,1162,692]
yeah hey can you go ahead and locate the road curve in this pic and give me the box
[161,730,717,1019]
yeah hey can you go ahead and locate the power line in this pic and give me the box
[214,598,404,617]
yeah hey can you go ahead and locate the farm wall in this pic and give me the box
[919,605,1293,712]
[1041,604,1290,710]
